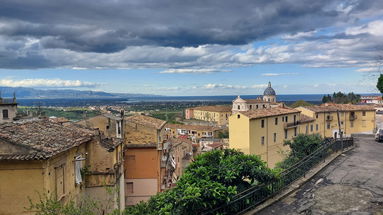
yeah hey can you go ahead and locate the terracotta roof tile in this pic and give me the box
[126,114,166,129]
[0,119,95,160]
[165,124,221,131]
[240,107,300,119]
[300,115,315,123]
[303,103,375,113]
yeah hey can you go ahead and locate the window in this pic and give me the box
[362,111,366,116]
[316,114,318,119]
[273,133,276,142]
[2,109,8,119]
[305,125,308,134]
[282,116,284,122]
[316,124,319,131]
[74,155,84,185]
[294,127,297,136]
[284,130,288,139]
[350,121,354,127]
[237,114,240,119]
[293,115,296,123]
[285,116,288,122]
[250,105,252,109]
[238,105,240,110]
[275,117,278,125]
[341,121,344,125]
[261,136,265,145]
[256,105,259,109]
[126,182,134,194]
[310,124,313,132]
[261,119,265,128]
[327,123,330,129]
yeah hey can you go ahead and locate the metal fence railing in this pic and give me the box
[200,138,353,215]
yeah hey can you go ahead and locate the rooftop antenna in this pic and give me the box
[13,92,16,103]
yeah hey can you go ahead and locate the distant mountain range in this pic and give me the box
[0,86,159,99]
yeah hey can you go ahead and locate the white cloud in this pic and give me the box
[261,73,299,77]
[346,20,383,36]
[355,67,380,72]
[0,79,99,88]
[202,83,267,89]
[160,68,231,74]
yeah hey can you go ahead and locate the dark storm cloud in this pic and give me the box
[1,0,381,52]
[0,0,382,69]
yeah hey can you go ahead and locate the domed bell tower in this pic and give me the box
[263,82,276,103]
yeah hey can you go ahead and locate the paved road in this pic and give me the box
[258,135,383,215]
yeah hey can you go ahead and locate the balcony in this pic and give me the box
[284,121,299,129]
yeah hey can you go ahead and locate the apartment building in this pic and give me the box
[0,95,17,124]
[165,123,222,140]
[296,103,376,138]
[229,107,301,168]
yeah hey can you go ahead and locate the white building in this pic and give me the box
[232,82,282,112]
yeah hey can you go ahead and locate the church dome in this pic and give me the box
[263,82,276,96]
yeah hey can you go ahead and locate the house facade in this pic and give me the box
[229,107,301,168]
[296,104,376,138]
[0,119,124,215]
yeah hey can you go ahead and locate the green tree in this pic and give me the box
[125,149,278,215]
[377,74,383,95]
[276,134,323,169]
[290,100,313,108]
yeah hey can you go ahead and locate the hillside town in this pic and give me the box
[0,82,381,214]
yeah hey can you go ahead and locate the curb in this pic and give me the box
[244,146,355,215]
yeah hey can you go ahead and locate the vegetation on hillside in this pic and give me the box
[321,92,360,104]
[124,149,278,215]
[289,100,313,108]
[18,107,100,121]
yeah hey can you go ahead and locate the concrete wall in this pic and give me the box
[0,160,44,215]
[124,147,161,206]
[125,178,158,206]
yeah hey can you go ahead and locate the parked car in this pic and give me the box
[375,128,383,142]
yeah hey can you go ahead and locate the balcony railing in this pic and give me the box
[284,121,299,128]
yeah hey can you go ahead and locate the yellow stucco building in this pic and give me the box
[296,104,376,138]
[229,107,301,168]
[0,119,124,215]
[229,103,376,168]
[185,105,232,126]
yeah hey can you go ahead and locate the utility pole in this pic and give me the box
[336,110,343,151]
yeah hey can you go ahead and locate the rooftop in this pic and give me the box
[166,123,221,131]
[126,114,166,129]
[302,103,376,113]
[240,107,300,119]
[300,115,315,123]
[192,105,232,112]
[0,119,96,160]
[0,98,17,106]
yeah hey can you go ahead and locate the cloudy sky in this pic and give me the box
[0,0,383,95]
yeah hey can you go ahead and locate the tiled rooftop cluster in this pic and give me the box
[305,103,376,113]
[0,119,96,160]
[126,114,166,129]
[166,124,220,131]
